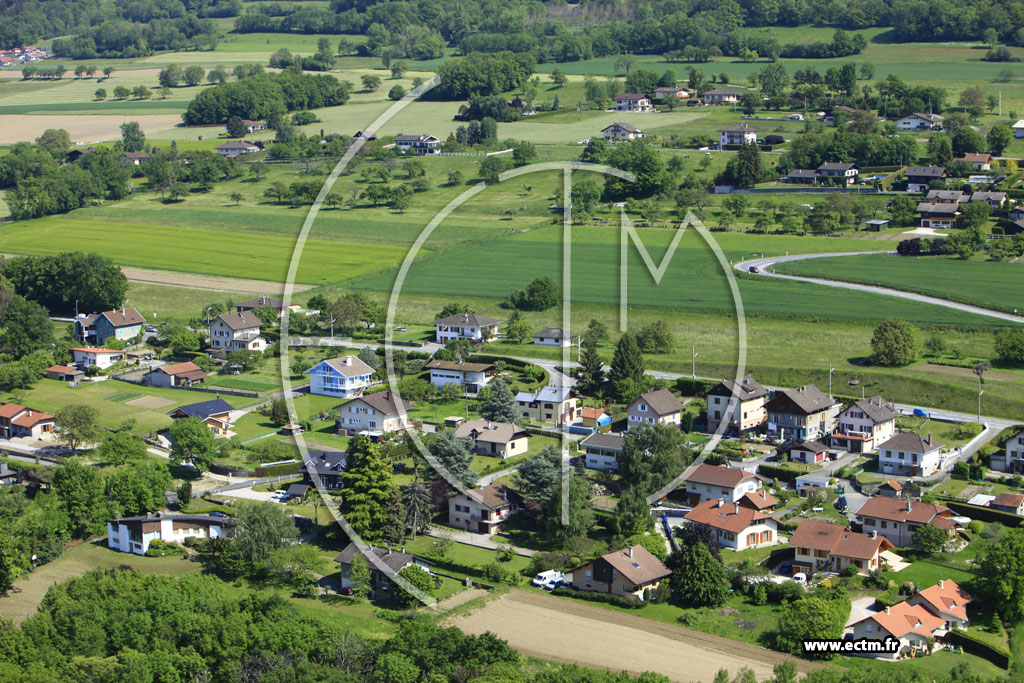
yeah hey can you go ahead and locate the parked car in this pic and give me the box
[339,586,354,596]
[792,572,808,584]
[542,573,566,590]
[209,511,227,518]
[531,570,562,588]
[834,496,848,512]
[555,577,573,589]
[779,562,793,575]
[913,408,930,418]
[145,325,157,333]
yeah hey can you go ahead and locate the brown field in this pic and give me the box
[448,590,819,683]
[0,114,182,145]
[118,266,313,294]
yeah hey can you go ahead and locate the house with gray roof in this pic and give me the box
[706,375,769,435]
[533,328,576,347]
[208,311,266,353]
[764,384,840,442]
[336,391,412,438]
[306,355,376,398]
[300,448,346,489]
[433,312,502,343]
[581,432,625,471]
[515,385,578,426]
[107,513,233,555]
[627,389,683,432]
[878,432,944,477]
[335,542,432,600]
[454,419,530,458]
[832,396,899,453]
[75,307,146,346]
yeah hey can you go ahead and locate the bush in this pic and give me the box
[550,587,647,608]
[875,588,901,609]
[841,564,859,577]
[969,520,984,535]
[144,540,184,557]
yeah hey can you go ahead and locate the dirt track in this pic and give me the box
[448,590,820,683]
[119,266,312,294]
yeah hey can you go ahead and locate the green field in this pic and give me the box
[774,253,1024,313]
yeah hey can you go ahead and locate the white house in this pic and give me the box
[216,140,259,155]
[855,496,957,547]
[107,514,231,555]
[683,499,778,551]
[850,601,945,659]
[627,389,683,431]
[719,125,757,147]
[0,403,55,439]
[424,359,496,394]
[395,134,441,155]
[515,385,578,426]
[306,356,376,398]
[336,391,411,438]
[830,396,899,453]
[448,483,521,534]
[992,430,1024,473]
[71,347,125,370]
[906,579,973,630]
[817,162,859,186]
[877,432,943,477]
[454,419,529,458]
[681,464,761,506]
[788,440,829,464]
[533,328,575,346]
[433,312,501,343]
[581,432,625,471]
[896,113,943,131]
[1014,120,1024,138]
[602,122,644,141]
[208,312,267,352]
[615,93,653,112]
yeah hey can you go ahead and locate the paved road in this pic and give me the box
[735,251,1024,325]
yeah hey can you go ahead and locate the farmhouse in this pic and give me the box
[602,122,644,141]
[817,162,859,186]
[703,88,739,105]
[705,374,769,435]
[433,312,501,343]
[681,464,762,506]
[515,385,577,426]
[831,396,899,453]
[614,93,653,112]
[570,545,670,601]
[336,391,411,437]
[107,513,232,555]
[627,389,683,431]
[145,361,207,388]
[787,440,829,464]
[719,125,757,147]
[533,328,575,346]
[855,496,956,547]
[925,189,968,204]
[454,419,530,458]
[395,134,441,155]
[75,308,146,345]
[903,166,948,193]
[849,601,945,659]
[448,483,521,533]
[877,432,943,477]
[957,153,992,170]
[906,579,973,630]
[168,397,234,436]
[71,347,125,370]
[208,312,267,352]
[581,431,625,471]
[917,202,960,229]
[788,520,894,575]
[306,356,376,398]
[0,403,55,439]
[336,542,432,601]
[764,384,840,442]
[992,429,1024,472]
[299,448,346,490]
[991,492,1024,515]
[683,498,778,550]
[216,140,259,155]
[896,113,943,130]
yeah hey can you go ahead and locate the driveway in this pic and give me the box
[427,525,536,557]
[217,486,278,502]
[845,596,878,629]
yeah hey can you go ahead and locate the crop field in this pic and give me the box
[774,253,1024,313]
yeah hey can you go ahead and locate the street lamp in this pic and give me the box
[828,363,836,399]
[691,345,699,379]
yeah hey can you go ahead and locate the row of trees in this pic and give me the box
[182,70,351,126]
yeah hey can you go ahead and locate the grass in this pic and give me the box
[125,282,262,323]
[881,560,975,588]
[400,535,532,579]
[842,649,1005,679]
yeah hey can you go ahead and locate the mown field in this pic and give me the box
[774,253,1024,313]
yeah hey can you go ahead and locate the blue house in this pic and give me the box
[305,356,376,398]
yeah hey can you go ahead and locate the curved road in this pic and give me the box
[735,251,1024,325]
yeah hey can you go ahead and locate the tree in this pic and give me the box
[961,200,991,231]
[503,311,532,344]
[226,115,247,138]
[609,332,645,391]
[103,66,114,79]
[383,487,406,545]
[636,320,674,353]
[113,85,130,100]
[446,168,464,186]
[995,329,1024,364]
[390,61,409,79]
[97,431,146,465]
[550,68,567,87]
[615,54,637,75]
[671,542,729,607]
[361,74,382,92]
[183,65,204,87]
[207,67,229,85]
[870,319,921,367]
[159,85,171,99]
[233,500,299,566]
[170,329,200,355]
[168,417,217,472]
[959,86,986,117]
[577,336,604,395]
[988,124,1013,155]
[340,434,394,542]
[402,481,432,538]
[512,141,536,166]
[927,133,953,167]
[35,128,71,158]
[912,523,949,553]
[348,551,372,598]
[120,121,145,153]
[0,297,55,359]
[524,276,558,310]
[480,379,517,423]
[132,85,151,100]
[479,155,512,183]
[54,404,100,454]
[159,65,184,88]
[53,459,106,537]
[428,431,477,487]
[394,565,434,605]
[888,194,918,226]
[388,84,406,100]
[978,527,1024,620]
[732,142,763,188]
[776,596,850,659]
[948,224,985,259]
[230,192,243,206]
[613,487,654,536]
[178,480,192,507]
[95,88,107,100]
[756,63,788,97]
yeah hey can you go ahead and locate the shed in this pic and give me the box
[864,219,889,231]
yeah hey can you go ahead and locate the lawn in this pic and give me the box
[400,535,532,579]
[881,559,975,588]
[125,282,262,323]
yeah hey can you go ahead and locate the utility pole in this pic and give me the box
[828,363,835,399]
[691,345,699,379]
[978,388,984,423]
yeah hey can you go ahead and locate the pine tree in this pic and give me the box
[608,332,645,394]
[480,379,517,423]
[577,335,604,394]
[428,431,477,487]
[402,480,432,538]
[339,434,394,543]
[382,487,406,545]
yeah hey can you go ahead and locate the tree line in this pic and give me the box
[182,69,351,125]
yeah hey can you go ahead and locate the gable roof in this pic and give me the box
[395,134,440,143]
[786,169,818,178]
[0,403,26,419]
[879,480,903,492]
[845,396,899,423]
[300,448,347,477]
[516,385,572,404]
[425,359,496,374]
[704,88,738,96]
[971,191,1006,202]
[719,124,757,133]
[631,388,683,416]
[216,140,258,150]
[580,406,606,420]
[588,545,670,585]
[154,361,206,381]
[764,384,837,416]
[817,162,857,171]
[581,432,625,451]
[462,483,521,509]
[993,492,1024,508]
[913,580,972,621]
[455,419,528,445]
[12,410,53,427]
[685,498,773,533]
[904,166,947,178]
[315,356,375,377]
[534,328,573,339]
[213,311,262,330]
[236,296,288,310]
[347,391,410,417]
[916,202,960,215]
[603,122,642,134]
[924,189,966,201]
[685,464,759,488]
[434,312,502,327]
[855,496,952,525]
[877,432,943,454]
[958,153,992,163]
[859,601,946,639]
[169,397,233,419]
[791,439,828,453]
[71,347,124,355]
[739,489,777,511]
[615,92,649,100]
[788,520,892,558]
[335,541,426,572]
[900,112,943,123]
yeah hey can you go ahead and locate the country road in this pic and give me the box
[734,251,1024,325]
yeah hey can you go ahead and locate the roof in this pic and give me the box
[334,542,424,572]
[846,396,899,423]
[904,166,947,177]
[169,397,233,419]
[155,361,204,377]
[534,328,573,339]
[395,134,440,143]
[455,419,528,444]
[993,492,1024,508]
[788,520,892,559]
[462,483,521,509]
[764,384,837,416]
[300,449,347,477]
[818,162,857,171]
[880,480,903,491]
[0,403,26,419]
[348,391,410,417]
[581,432,625,451]
[900,112,943,122]
[831,530,893,560]
[603,122,642,134]
[654,86,685,92]
[684,499,773,533]
[739,489,777,510]
[122,152,149,160]
[704,88,738,96]
[615,92,649,100]
[685,464,759,488]
[958,153,992,163]
[213,311,262,330]
[516,385,573,404]
[792,439,829,453]
[786,169,818,178]
[46,365,80,374]
[71,347,124,354]
[286,483,311,496]
[236,296,288,310]
[917,202,960,215]
[631,388,683,416]
[12,410,53,427]
[433,312,502,327]
[859,601,946,639]
[855,496,951,524]
[110,514,233,525]
[315,356,376,377]
[971,191,1006,201]
[425,359,496,374]
[216,140,258,150]
[913,580,972,621]
[878,432,943,454]
[589,546,670,586]
[580,406,606,420]
[719,124,757,133]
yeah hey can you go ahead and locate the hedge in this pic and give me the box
[675,378,716,397]
[945,629,1011,669]
[550,587,648,608]
[757,463,811,483]
[939,499,1024,527]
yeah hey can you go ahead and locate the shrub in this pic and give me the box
[841,564,859,577]
[550,587,647,608]
[969,520,984,535]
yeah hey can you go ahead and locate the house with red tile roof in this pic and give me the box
[570,545,670,601]
[788,520,894,575]
[850,601,946,659]
[0,403,55,439]
[145,361,208,388]
[683,498,778,550]
[855,496,956,547]
[681,464,762,506]
[906,579,972,630]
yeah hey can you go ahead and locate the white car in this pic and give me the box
[531,570,563,588]
[542,573,566,590]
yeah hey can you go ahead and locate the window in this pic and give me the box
[747,533,757,545]
[881,521,888,529]
[866,624,873,633]
[638,404,647,412]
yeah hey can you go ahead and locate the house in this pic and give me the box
[285,483,311,501]
[433,312,501,343]
[849,601,945,659]
[681,464,762,506]
[896,113,943,131]
[208,312,267,352]
[336,391,411,437]
[992,492,1024,515]
[877,432,944,477]
[425,359,497,394]
[816,162,858,186]
[448,483,521,533]
[831,396,899,453]
[864,219,890,231]
[903,166,948,193]
[145,361,207,388]
[705,375,769,435]
[719,125,757,147]
[306,356,376,398]
[855,496,956,547]
[395,134,441,155]
[571,545,670,601]
[916,202,960,229]
[71,347,125,370]
[107,513,232,555]
[738,489,777,512]
[533,328,575,346]
[683,498,778,550]
[602,122,644,141]
[614,93,653,112]
[66,147,96,162]
[877,480,904,498]
[788,520,895,575]
[787,440,829,464]
[653,86,689,101]
[236,296,293,318]
[0,403,55,439]
[120,151,150,165]
[515,385,578,426]
[970,191,1007,209]
[454,419,530,458]
[45,365,83,382]
[216,140,259,155]
[925,189,968,204]
[627,389,683,431]
[833,105,859,115]
[580,406,611,429]
[1014,119,1024,138]
[75,308,146,345]
[336,542,432,600]
[784,169,818,185]
[1012,207,1024,222]
[300,448,346,489]
[703,88,739,105]
[763,384,840,442]
[581,432,625,471]
[957,153,992,171]
[906,579,973,630]
[241,119,266,133]
[168,397,234,436]
[992,430,1024,473]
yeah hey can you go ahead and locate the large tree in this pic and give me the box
[427,431,477,488]
[870,319,920,367]
[513,444,561,502]
[0,296,55,359]
[168,417,217,472]
[53,404,100,454]
[978,527,1024,621]
[97,431,146,465]
[577,335,604,395]
[988,124,1013,156]
[232,500,299,566]
[480,379,516,423]
[609,332,645,395]
[402,480,432,538]
[775,595,851,659]
[340,434,394,542]
[53,459,107,537]
[3,252,128,316]
[120,121,145,153]
[670,542,729,607]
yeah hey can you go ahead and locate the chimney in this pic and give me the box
[734,502,740,514]
[939,580,944,589]
[387,548,392,556]
[871,530,877,538]
[718,498,725,508]
[885,606,890,615]
[927,433,932,446]
[907,500,912,512]
[628,544,634,558]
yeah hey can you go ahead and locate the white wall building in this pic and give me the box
[107,514,230,555]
